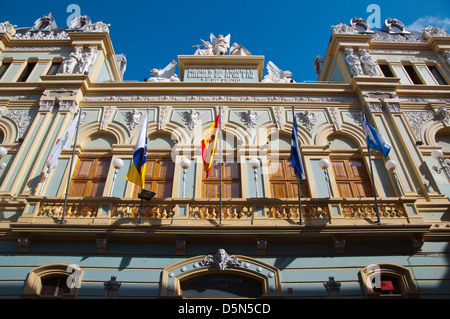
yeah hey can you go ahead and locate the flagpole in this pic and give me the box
[367,144,381,223]
[138,106,149,224]
[292,106,303,225]
[219,111,223,225]
[60,107,82,224]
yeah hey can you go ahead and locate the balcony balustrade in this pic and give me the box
[7,196,419,226]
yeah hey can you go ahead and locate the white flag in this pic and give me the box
[46,113,80,172]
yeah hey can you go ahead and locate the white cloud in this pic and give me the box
[406,16,450,31]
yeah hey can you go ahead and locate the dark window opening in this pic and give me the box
[428,65,447,85]
[404,65,423,84]
[40,276,71,297]
[379,64,394,77]
[0,63,11,80]
[17,62,36,82]
[47,62,61,75]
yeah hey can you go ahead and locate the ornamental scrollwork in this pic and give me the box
[200,249,241,271]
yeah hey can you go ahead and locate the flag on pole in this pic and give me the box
[290,115,306,180]
[126,114,148,188]
[46,112,80,172]
[201,114,220,178]
[362,114,392,157]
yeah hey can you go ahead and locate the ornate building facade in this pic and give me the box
[0,13,449,299]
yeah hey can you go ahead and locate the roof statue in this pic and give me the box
[210,33,231,55]
[148,60,180,82]
[262,61,295,83]
[229,43,251,56]
[193,39,214,55]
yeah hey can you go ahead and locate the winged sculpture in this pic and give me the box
[210,33,231,55]
[148,60,180,82]
[229,43,251,56]
[262,61,295,83]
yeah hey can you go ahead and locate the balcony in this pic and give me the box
[10,195,421,227]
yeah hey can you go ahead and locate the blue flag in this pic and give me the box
[362,114,392,157]
[290,115,306,180]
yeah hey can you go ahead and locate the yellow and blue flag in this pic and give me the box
[126,114,148,188]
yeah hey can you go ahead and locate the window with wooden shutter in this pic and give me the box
[133,158,174,198]
[69,158,111,197]
[269,159,308,198]
[202,160,241,198]
[331,158,373,197]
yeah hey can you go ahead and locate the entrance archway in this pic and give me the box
[161,249,281,298]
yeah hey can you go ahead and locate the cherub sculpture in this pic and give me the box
[194,39,214,55]
[148,60,180,82]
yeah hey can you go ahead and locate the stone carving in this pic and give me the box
[359,49,379,76]
[235,110,262,129]
[100,106,114,130]
[366,102,383,113]
[193,39,214,55]
[385,102,401,113]
[273,106,284,130]
[178,110,204,130]
[12,30,70,40]
[344,48,363,77]
[158,106,170,130]
[77,46,98,75]
[436,106,449,124]
[296,111,317,131]
[5,109,33,139]
[445,51,450,66]
[210,33,231,55]
[60,46,82,75]
[229,43,251,56]
[350,17,373,34]
[422,25,446,38]
[382,18,410,35]
[346,112,363,126]
[404,111,434,140]
[262,61,295,83]
[39,100,54,111]
[68,15,91,31]
[122,109,144,131]
[85,21,110,33]
[314,56,325,77]
[329,107,341,131]
[148,60,180,82]
[200,249,241,271]
[58,100,76,112]
[331,22,356,34]
[0,21,16,36]
[31,13,56,32]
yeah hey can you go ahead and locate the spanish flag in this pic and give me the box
[126,114,148,188]
[201,114,220,178]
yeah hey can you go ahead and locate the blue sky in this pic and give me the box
[1,0,449,82]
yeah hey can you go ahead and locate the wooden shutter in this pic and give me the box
[269,159,308,198]
[331,159,373,197]
[69,158,111,197]
[202,160,241,198]
[134,158,174,198]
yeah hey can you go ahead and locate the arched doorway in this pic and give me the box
[161,249,281,298]
[180,271,264,298]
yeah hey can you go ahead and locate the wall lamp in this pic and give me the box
[431,149,450,180]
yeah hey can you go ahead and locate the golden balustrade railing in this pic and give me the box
[9,196,418,225]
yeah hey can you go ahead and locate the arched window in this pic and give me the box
[328,134,373,198]
[360,263,419,298]
[21,263,82,299]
